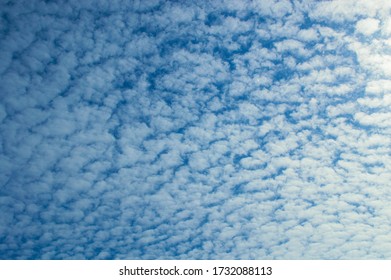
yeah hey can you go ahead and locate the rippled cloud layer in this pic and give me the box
[1,0,391,259]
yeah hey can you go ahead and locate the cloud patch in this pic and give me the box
[356,18,380,35]
[1,0,391,260]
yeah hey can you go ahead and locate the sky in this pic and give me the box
[0,0,391,260]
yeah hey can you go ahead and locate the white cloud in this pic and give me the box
[354,112,391,127]
[356,18,380,35]
[297,28,319,42]
[382,19,391,35]
[310,0,387,23]
[274,39,308,57]
[1,0,391,261]
[365,79,391,95]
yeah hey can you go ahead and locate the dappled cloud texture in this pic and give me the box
[1,0,391,259]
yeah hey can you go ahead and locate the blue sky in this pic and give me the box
[1,0,391,259]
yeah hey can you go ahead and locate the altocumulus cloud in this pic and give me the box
[1,0,391,259]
